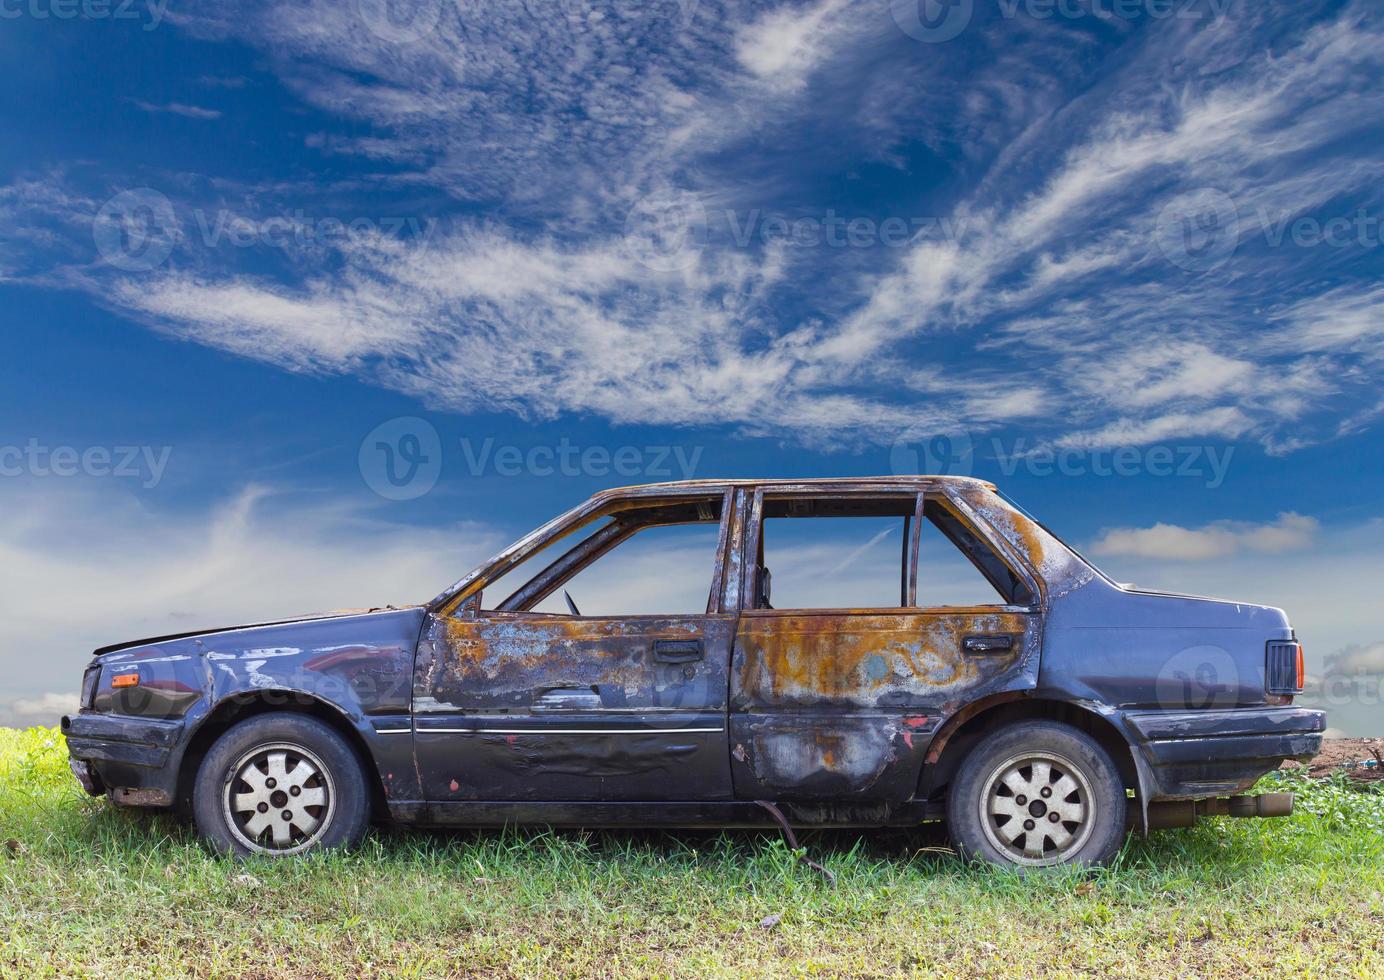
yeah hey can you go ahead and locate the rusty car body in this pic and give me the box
[63,476,1325,865]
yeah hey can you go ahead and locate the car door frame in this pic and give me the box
[411,484,742,806]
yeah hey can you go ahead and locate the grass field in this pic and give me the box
[2,726,1382,978]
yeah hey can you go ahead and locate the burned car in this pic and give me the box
[63,477,1324,866]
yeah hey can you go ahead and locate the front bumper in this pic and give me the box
[1123,705,1326,799]
[61,712,186,807]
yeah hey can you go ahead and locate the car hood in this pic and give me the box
[91,606,423,660]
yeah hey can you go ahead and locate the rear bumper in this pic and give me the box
[1122,706,1326,800]
[61,712,186,806]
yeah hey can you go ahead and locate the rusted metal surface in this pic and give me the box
[730,609,1040,799]
[953,484,1093,598]
[418,614,724,710]
[414,610,735,801]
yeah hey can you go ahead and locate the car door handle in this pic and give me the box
[962,634,1015,654]
[534,686,602,711]
[653,638,703,663]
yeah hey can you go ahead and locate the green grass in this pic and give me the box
[2,727,1381,978]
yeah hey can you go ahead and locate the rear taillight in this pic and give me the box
[80,666,100,709]
[1266,640,1304,695]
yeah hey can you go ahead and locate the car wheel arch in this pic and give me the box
[920,695,1139,808]
[175,691,386,819]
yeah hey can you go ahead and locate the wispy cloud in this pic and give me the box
[2,1,1382,454]
[129,100,223,120]
[1090,512,1319,561]
[0,480,506,721]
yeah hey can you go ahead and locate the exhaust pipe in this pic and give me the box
[1145,792,1294,830]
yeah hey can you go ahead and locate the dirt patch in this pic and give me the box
[1285,737,1384,781]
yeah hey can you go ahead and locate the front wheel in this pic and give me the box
[193,713,369,857]
[947,720,1127,868]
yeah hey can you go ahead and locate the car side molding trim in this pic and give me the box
[421,727,725,735]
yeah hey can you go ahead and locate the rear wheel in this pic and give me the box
[193,713,369,857]
[947,720,1126,868]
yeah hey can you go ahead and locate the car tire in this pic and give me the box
[193,713,369,857]
[947,720,1127,869]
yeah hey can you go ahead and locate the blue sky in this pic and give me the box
[1,0,1382,731]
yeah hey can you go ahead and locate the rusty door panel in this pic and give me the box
[414,612,734,801]
[729,609,1041,800]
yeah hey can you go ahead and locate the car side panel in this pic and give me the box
[729,609,1041,801]
[68,609,426,806]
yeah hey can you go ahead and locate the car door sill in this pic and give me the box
[387,799,944,828]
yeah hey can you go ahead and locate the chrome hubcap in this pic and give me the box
[979,750,1094,866]
[223,742,334,855]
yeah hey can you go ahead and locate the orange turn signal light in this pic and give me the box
[111,672,140,689]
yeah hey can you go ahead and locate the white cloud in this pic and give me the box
[3,2,1383,455]
[1055,407,1253,451]
[1270,284,1384,355]
[129,100,223,120]
[1090,512,1319,561]
[734,0,852,92]
[1326,643,1384,675]
[0,692,78,729]
[0,481,507,722]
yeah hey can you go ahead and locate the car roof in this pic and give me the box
[592,475,996,497]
